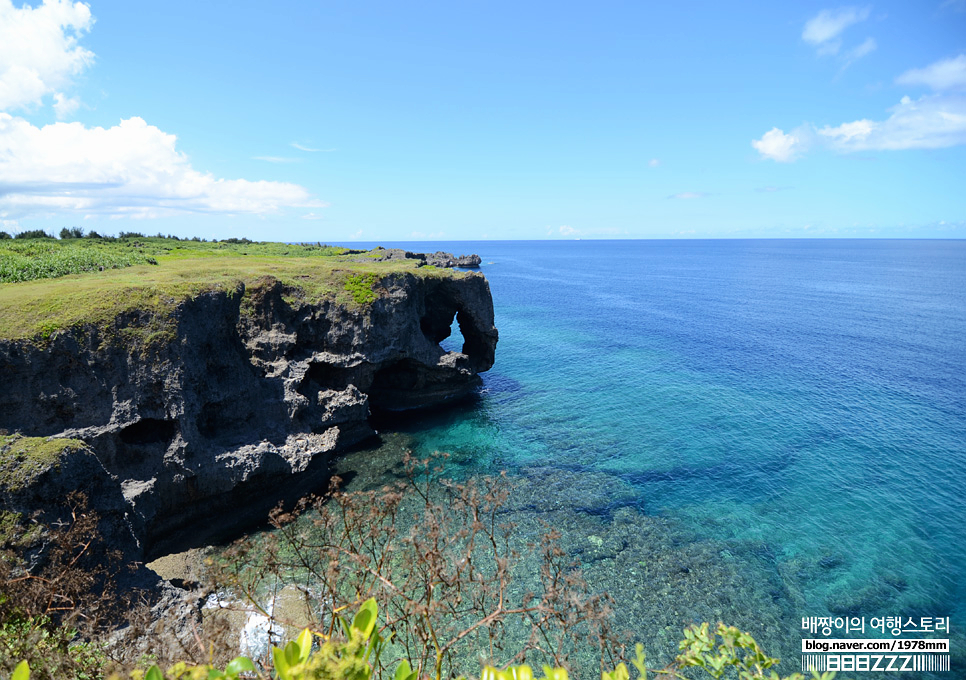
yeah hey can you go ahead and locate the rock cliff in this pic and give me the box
[0,269,497,559]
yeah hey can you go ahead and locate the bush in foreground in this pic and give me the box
[10,600,836,680]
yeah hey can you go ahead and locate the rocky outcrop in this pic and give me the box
[350,248,481,268]
[0,435,140,563]
[0,269,497,559]
[424,252,481,268]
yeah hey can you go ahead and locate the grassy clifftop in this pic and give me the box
[0,236,454,342]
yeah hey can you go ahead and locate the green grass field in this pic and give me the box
[0,236,453,342]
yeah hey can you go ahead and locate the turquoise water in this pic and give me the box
[303,240,966,674]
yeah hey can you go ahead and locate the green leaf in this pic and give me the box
[394,659,414,680]
[338,615,352,638]
[145,666,165,680]
[602,663,629,680]
[273,646,290,679]
[295,629,313,663]
[352,598,379,640]
[225,657,257,676]
[12,661,29,680]
[207,670,225,680]
[541,667,568,680]
[284,640,301,668]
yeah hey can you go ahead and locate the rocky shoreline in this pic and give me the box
[0,252,496,571]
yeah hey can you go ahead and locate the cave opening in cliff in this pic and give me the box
[303,361,354,391]
[439,313,467,355]
[420,306,478,361]
[120,418,176,446]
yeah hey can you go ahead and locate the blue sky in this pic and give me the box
[0,1,964,241]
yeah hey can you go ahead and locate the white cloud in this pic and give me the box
[0,114,325,219]
[896,54,966,91]
[648,158,660,167]
[755,94,966,160]
[0,4,324,221]
[0,0,93,112]
[52,92,79,119]
[818,94,966,151]
[802,6,871,53]
[751,127,805,162]
[558,225,577,236]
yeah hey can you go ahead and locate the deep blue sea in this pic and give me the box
[307,239,966,674]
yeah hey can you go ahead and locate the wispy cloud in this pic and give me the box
[545,225,627,237]
[669,192,710,199]
[818,94,966,151]
[648,158,660,167]
[757,54,966,161]
[291,142,335,153]
[896,54,966,91]
[802,6,871,55]
[753,92,966,160]
[843,36,877,66]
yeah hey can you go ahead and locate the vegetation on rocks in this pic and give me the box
[0,235,459,343]
[0,435,88,492]
[344,273,380,305]
[0,494,128,680]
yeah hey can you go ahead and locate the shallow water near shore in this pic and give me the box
[233,240,966,677]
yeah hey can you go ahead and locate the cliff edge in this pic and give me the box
[0,250,497,560]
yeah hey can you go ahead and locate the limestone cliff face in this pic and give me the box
[0,270,497,558]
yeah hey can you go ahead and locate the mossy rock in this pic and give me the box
[0,434,88,492]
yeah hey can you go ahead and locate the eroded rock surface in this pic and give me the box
[0,269,497,559]
[349,247,482,268]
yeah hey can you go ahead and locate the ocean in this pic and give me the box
[261,239,966,676]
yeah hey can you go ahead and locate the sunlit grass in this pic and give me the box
[0,237,456,341]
